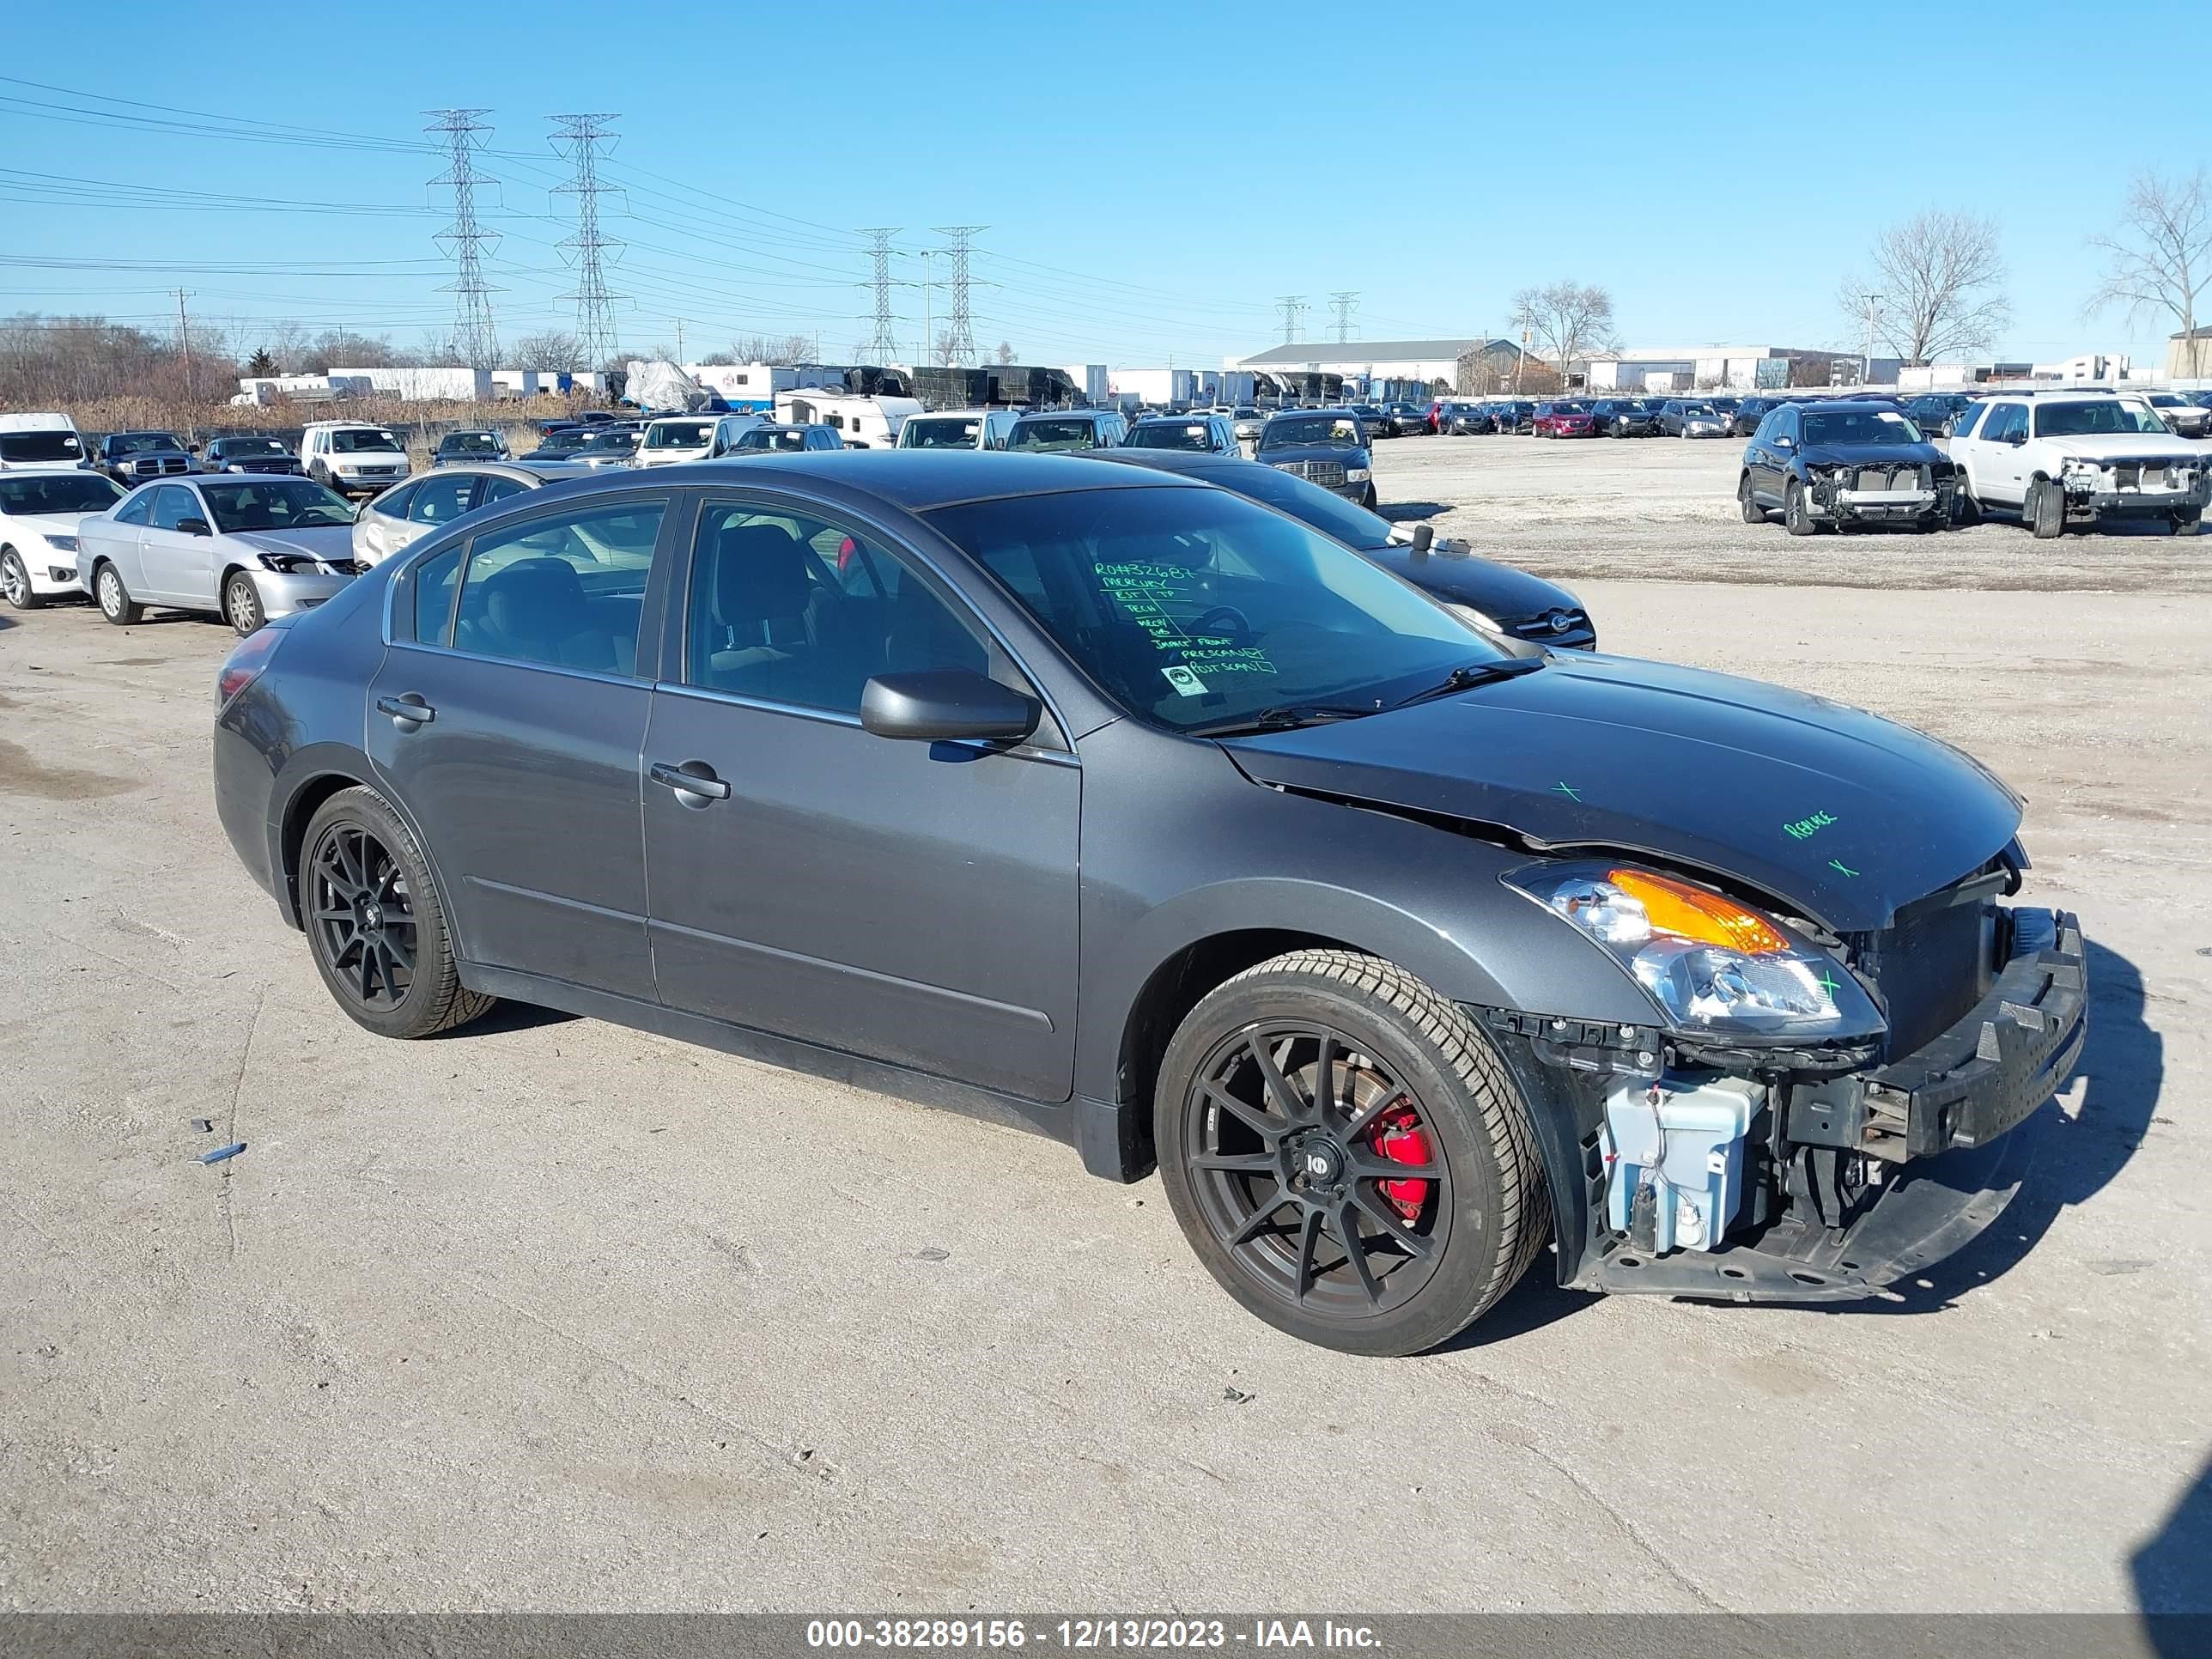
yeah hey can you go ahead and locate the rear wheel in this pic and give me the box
[223,570,266,635]
[1154,949,1550,1357]
[1784,480,1816,536]
[0,550,46,610]
[2171,508,2201,536]
[94,562,143,625]
[1738,474,1765,524]
[2028,478,2064,538]
[301,787,495,1041]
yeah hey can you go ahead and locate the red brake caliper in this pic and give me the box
[1370,1103,1431,1221]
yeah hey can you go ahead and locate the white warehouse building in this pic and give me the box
[1234,338,1489,386]
[1586,344,1853,392]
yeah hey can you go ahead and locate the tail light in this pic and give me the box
[216,626,283,707]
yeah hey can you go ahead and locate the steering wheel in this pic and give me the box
[1190,605,1253,644]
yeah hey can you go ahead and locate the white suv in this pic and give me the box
[1948,392,2208,536]
[300,422,412,500]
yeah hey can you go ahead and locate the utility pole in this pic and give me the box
[425,109,501,371]
[674,318,685,362]
[859,227,901,363]
[1276,295,1306,346]
[933,226,983,367]
[1329,290,1358,344]
[1860,291,1884,386]
[550,113,624,374]
[175,288,194,432]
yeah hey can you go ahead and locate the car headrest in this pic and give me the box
[482,557,590,641]
[714,521,814,623]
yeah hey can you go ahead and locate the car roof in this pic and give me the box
[0,465,115,479]
[530,451,1204,512]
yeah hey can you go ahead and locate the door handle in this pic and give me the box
[376,693,434,727]
[649,761,732,802]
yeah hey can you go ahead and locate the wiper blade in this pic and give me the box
[1391,657,1546,708]
[1188,703,1379,738]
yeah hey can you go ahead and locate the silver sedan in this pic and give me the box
[353,460,592,567]
[75,475,364,635]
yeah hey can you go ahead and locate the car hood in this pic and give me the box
[1256,443,1370,465]
[231,526,359,562]
[2042,433,2201,460]
[2,507,107,538]
[1797,441,1943,468]
[1218,652,2021,932]
[1364,545,1577,617]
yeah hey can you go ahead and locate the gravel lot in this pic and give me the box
[3,438,2207,1616]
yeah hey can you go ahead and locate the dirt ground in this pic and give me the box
[2,439,2207,1616]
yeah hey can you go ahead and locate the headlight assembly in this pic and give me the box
[1504,862,1885,1040]
[46,533,78,552]
[1346,465,1372,482]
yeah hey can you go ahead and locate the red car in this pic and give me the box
[1531,401,1597,438]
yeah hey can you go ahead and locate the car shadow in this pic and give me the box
[2131,1454,2212,1631]
[426,999,578,1039]
[1376,501,1451,523]
[1824,935,2161,1316]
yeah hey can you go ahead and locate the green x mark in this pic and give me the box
[1815,966,1844,997]
[1827,858,1860,878]
[1554,781,1582,802]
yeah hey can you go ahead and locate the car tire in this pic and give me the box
[2174,507,2203,536]
[1953,485,1982,527]
[94,562,143,625]
[1359,483,1378,510]
[1784,480,1816,536]
[2028,478,2064,539]
[223,570,267,635]
[1153,948,1550,1357]
[1738,474,1765,524]
[301,786,495,1041]
[1,549,47,610]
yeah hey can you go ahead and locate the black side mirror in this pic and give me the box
[176,516,211,536]
[860,668,1040,744]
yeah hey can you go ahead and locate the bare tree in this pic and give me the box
[1509,282,1616,387]
[994,340,1015,364]
[512,331,586,373]
[932,329,961,368]
[723,332,815,366]
[1837,210,2009,367]
[2087,167,2212,377]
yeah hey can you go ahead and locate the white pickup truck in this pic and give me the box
[1948,391,2207,536]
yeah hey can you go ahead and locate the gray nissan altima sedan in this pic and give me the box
[213,453,2084,1354]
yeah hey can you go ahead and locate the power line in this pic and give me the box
[934,226,983,367]
[859,228,900,362]
[426,109,501,370]
[550,113,623,369]
[1276,295,1307,345]
[1329,291,1359,344]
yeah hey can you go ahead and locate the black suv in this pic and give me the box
[1740,399,1955,533]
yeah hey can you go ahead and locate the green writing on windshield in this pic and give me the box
[1094,560,1277,677]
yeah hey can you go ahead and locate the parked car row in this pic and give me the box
[1736,390,2207,538]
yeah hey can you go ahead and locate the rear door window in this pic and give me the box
[409,471,480,526]
[448,501,665,676]
[371,482,419,520]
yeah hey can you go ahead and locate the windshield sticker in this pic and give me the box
[1161,665,1207,696]
[1876,411,1905,423]
[1784,811,1838,842]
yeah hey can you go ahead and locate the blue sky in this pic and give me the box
[2,1,2200,370]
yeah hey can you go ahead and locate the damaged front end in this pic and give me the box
[1803,459,1954,526]
[1475,858,2086,1304]
[2056,454,2209,523]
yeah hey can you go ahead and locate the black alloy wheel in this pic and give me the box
[309,822,420,1013]
[1738,474,1764,524]
[301,787,495,1039]
[1784,480,1816,536]
[1156,950,1547,1355]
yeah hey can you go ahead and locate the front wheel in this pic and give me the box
[1784,480,1816,536]
[0,549,46,610]
[94,562,143,625]
[1358,483,1378,510]
[301,786,496,1041]
[1154,949,1550,1356]
[223,570,266,635]
[2028,478,2064,539]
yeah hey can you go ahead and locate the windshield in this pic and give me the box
[1125,422,1215,452]
[902,418,983,449]
[535,429,592,453]
[2037,401,2170,437]
[580,431,637,452]
[112,432,184,454]
[646,421,714,449]
[734,428,809,452]
[1802,409,1925,446]
[329,429,400,453]
[0,431,83,463]
[216,437,288,456]
[200,478,356,532]
[1681,404,1717,417]
[1009,419,1104,452]
[1259,416,1361,449]
[441,433,499,453]
[927,485,1496,735]
[0,472,124,514]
